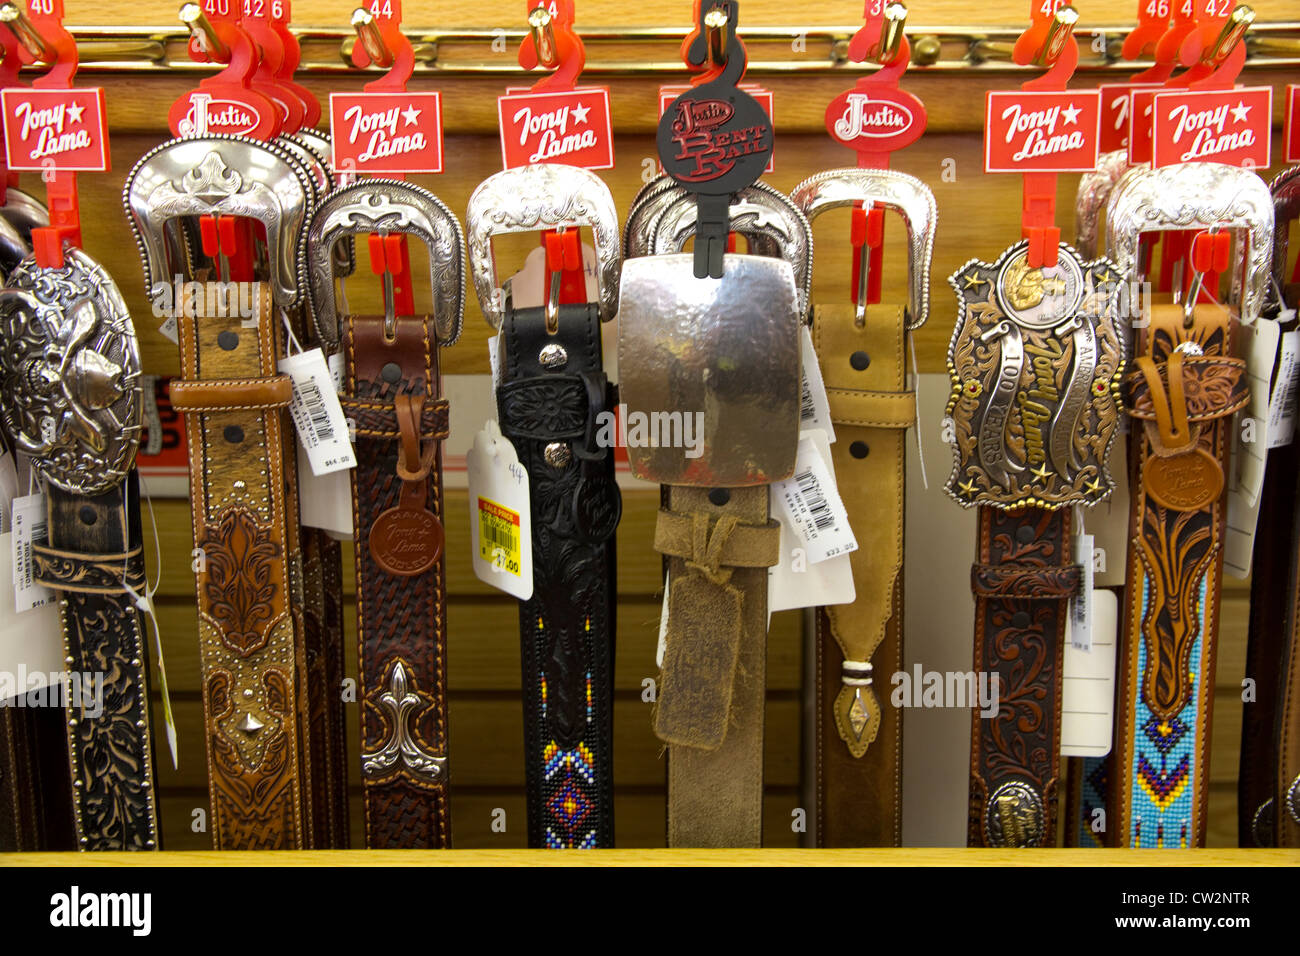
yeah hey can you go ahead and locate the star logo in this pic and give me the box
[1061,102,1082,126]
[962,270,987,290]
[958,478,979,497]
[1031,462,1051,481]
[401,105,422,127]
[571,101,591,125]
[1230,100,1251,125]
[1085,477,1103,494]
[66,101,85,125]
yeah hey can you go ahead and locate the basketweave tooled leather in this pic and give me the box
[812,302,911,847]
[345,315,452,849]
[169,282,313,850]
[497,303,619,849]
[1111,302,1245,848]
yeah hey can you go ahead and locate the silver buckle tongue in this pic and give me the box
[465,163,621,330]
[0,247,141,495]
[122,135,313,310]
[619,252,801,486]
[305,179,466,346]
[1105,162,1274,326]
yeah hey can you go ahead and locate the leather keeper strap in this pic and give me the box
[44,477,161,850]
[169,376,293,411]
[813,302,909,846]
[345,314,451,849]
[499,304,619,849]
[179,282,311,850]
[656,485,775,847]
[1112,303,1236,849]
[969,506,1074,847]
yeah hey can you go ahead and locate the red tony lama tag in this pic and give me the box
[0,88,108,172]
[659,83,773,172]
[498,87,613,170]
[984,90,1101,173]
[1097,81,1159,153]
[330,92,444,174]
[1284,85,1299,165]
[1152,86,1271,169]
[824,85,923,156]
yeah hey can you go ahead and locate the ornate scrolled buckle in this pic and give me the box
[0,186,48,247]
[0,246,141,495]
[1073,149,1131,260]
[790,167,935,330]
[465,163,621,330]
[944,239,1126,510]
[305,179,466,346]
[1270,165,1300,294]
[122,134,314,310]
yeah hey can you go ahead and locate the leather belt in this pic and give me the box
[343,314,453,849]
[1111,302,1246,847]
[0,704,74,851]
[1277,472,1300,848]
[813,302,912,846]
[170,281,314,849]
[497,303,619,849]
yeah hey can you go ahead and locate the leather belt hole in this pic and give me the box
[224,425,245,445]
[708,488,730,506]
[850,441,870,459]
[850,351,871,371]
[78,505,97,525]
[217,331,239,351]
[381,362,402,384]
[1015,526,1035,544]
[1012,611,1031,629]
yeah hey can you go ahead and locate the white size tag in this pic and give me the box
[10,493,54,613]
[0,451,16,534]
[769,429,855,611]
[656,573,669,669]
[157,314,179,345]
[1061,590,1118,758]
[0,533,63,703]
[1267,325,1299,449]
[278,348,357,477]
[772,435,858,564]
[1225,318,1282,578]
[327,350,346,392]
[1069,533,1095,651]
[466,419,533,600]
[296,442,354,538]
[798,326,835,442]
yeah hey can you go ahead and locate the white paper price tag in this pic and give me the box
[1225,318,1283,577]
[772,435,858,564]
[466,420,533,600]
[157,314,179,345]
[1069,533,1094,651]
[296,443,355,538]
[0,532,63,704]
[1061,590,1118,758]
[798,326,835,442]
[0,451,16,534]
[1267,325,1299,449]
[278,348,356,476]
[10,493,54,613]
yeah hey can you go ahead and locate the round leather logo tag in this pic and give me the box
[573,475,622,544]
[1144,447,1223,512]
[369,507,443,576]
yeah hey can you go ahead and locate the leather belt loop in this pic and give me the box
[393,391,435,482]
[1135,352,1191,451]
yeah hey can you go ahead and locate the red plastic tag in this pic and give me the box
[1127,87,1159,164]
[1097,81,1159,153]
[659,83,773,173]
[824,85,924,156]
[169,90,276,139]
[1285,84,1299,165]
[0,87,109,172]
[984,90,1100,173]
[497,87,613,170]
[330,91,444,174]
[1152,86,1271,169]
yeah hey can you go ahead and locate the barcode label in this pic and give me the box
[798,326,835,441]
[1268,327,1299,449]
[467,421,533,600]
[11,493,54,613]
[278,348,356,476]
[773,436,857,564]
[799,376,816,422]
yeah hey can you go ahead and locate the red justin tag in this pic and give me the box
[330,91,444,174]
[498,87,613,170]
[1285,84,1299,165]
[659,83,774,173]
[168,90,277,139]
[1152,86,1271,169]
[1097,81,1159,153]
[824,85,925,155]
[984,90,1101,173]
[1127,87,1159,165]
[1,88,109,173]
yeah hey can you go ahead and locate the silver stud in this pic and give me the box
[237,712,265,735]
[539,343,568,369]
[243,688,254,699]
[544,442,572,469]
[233,479,246,490]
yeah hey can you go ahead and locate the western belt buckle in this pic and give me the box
[619,185,807,486]
[466,163,621,331]
[1269,165,1299,298]
[123,135,314,309]
[305,178,466,346]
[790,167,936,328]
[0,247,141,494]
[0,186,47,278]
[944,238,1126,509]
[1073,149,1131,260]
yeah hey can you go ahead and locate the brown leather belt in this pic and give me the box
[813,302,911,846]
[1111,302,1246,848]
[169,282,315,849]
[0,703,74,851]
[342,315,453,848]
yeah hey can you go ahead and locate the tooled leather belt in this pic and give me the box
[342,314,453,849]
[1111,303,1247,847]
[497,303,619,849]
[945,239,1125,847]
[169,281,315,849]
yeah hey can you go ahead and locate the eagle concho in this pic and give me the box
[945,240,1125,510]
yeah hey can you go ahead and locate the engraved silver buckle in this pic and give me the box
[1073,149,1130,260]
